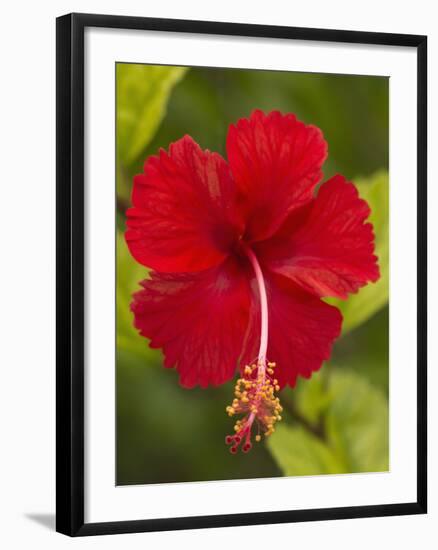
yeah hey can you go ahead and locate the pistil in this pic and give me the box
[225,246,283,453]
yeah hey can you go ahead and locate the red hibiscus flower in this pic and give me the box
[125,110,379,453]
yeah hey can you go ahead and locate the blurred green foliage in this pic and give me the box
[117,64,187,167]
[116,232,150,360]
[116,64,389,485]
[268,369,389,475]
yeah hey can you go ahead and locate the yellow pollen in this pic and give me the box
[225,361,283,453]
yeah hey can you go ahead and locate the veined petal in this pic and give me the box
[257,175,380,299]
[126,135,243,273]
[131,258,251,388]
[226,110,327,242]
[241,273,342,388]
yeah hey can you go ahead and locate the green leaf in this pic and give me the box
[327,170,389,334]
[267,424,345,475]
[293,370,331,425]
[116,232,155,360]
[268,370,389,476]
[117,64,187,166]
[325,370,389,473]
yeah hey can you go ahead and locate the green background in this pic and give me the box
[116,64,389,485]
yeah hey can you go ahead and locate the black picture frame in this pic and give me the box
[56,12,427,537]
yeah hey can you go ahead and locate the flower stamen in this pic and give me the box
[225,360,282,452]
[225,246,283,453]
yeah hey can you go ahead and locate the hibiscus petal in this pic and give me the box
[126,135,243,273]
[257,175,380,299]
[131,258,251,388]
[226,110,327,242]
[242,273,342,388]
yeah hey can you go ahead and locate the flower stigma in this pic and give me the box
[225,246,283,453]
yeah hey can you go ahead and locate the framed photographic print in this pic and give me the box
[56,13,427,536]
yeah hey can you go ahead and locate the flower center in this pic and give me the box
[225,246,283,453]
